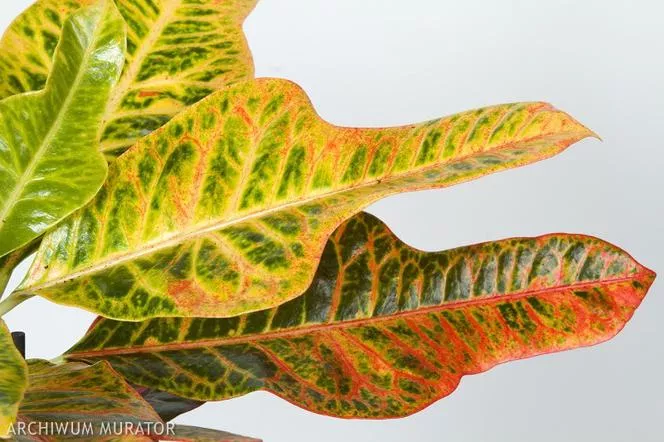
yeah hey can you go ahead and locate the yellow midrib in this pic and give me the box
[102,0,181,131]
[17,127,589,295]
[0,7,107,240]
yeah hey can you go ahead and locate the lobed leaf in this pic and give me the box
[12,359,163,440]
[0,0,258,157]
[16,78,595,320]
[0,0,126,258]
[65,212,655,418]
[0,320,28,438]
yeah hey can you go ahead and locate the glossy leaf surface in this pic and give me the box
[66,213,655,418]
[0,0,125,258]
[0,320,27,438]
[134,387,203,421]
[0,0,258,157]
[12,359,162,439]
[17,78,594,320]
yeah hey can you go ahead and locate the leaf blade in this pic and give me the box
[0,0,258,157]
[0,320,28,438]
[0,0,126,258]
[66,212,655,418]
[17,359,162,438]
[18,78,595,319]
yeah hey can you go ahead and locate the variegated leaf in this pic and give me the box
[15,78,595,320]
[65,212,655,418]
[0,320,28,438]
[11,359,163,440]
[0,0,126,258]
[0,0,258,157]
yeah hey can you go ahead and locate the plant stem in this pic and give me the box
[0,292,31,317]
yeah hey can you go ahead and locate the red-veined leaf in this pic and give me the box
[65,212,654,418]
[10,359,163,440]
[16,78,595,320]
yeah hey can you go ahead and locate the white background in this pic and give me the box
[2,1,663,441]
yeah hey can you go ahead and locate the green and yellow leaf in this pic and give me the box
[0,0,126,258]
[9,360,253,440]
[65,212,655,418]
[15,78,595,320]
[0,320,28,438]
[11,359,162,440]
[0,0,258,157]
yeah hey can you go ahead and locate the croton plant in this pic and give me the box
[0,0,656,440]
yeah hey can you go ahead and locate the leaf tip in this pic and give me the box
[563,112,601,143]
[586,127,602,142]
[537,103,600,144]
[626,258,657,309]
[641,265,657,288]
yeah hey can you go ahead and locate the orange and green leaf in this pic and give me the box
[65,212,654,418]
[15,78,595,320]
[11,361,255,441]
[0,0,258,157]
[13,359,163,440]
[0,320,28,438]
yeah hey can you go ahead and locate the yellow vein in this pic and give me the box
[0,9,106,231]
[104,0,180,123]
[21,128,587,294]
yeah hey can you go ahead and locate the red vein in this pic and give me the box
[68,273,647,359]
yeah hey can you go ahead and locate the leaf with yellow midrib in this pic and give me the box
[65,212,655,418]
[0,0,125,259]
[0,0,258,158]
[15,78,595,320]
